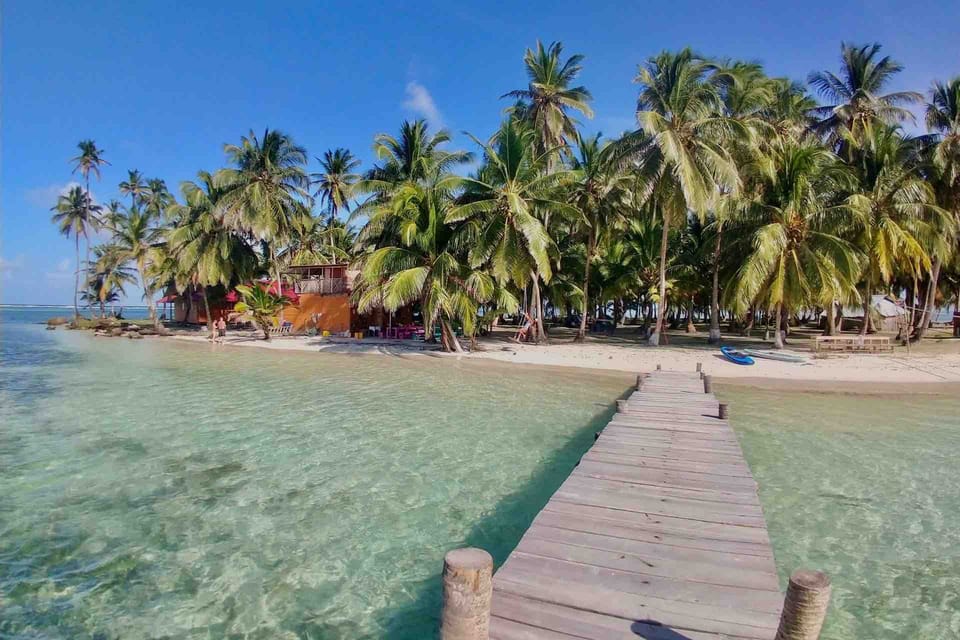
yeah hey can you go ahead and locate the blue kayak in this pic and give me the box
[720,346,755,365]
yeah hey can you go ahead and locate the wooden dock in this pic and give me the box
[487,369,783,640]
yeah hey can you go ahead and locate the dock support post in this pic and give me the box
[718,403,728,419]
[441,548,493,640]
[703,375,712,394]
[636,374,643,389]
[696,362,702,372]
[656,363,661,371]
[617,399,627,412]
[775,570,832,640]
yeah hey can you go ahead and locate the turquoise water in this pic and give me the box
[726,386,960,638]
[3,307,960,638]
[0,307,629,638]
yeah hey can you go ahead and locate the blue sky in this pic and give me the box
[2,0,958,304]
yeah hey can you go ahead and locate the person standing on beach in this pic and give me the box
[216,317,227,343]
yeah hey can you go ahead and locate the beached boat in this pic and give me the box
[720,345,754,365]
[743,348,808,363]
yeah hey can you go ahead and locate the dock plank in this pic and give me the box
[489,370,782,640]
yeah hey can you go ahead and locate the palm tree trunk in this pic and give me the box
[202,286,214,339]
[575,233,595,342]
[708,225,722,344]
[773,302,785,349]
[649,218,670,346]
[914,257,941,342]
[686,298,696,333]
[73,234,80,320]
[530,271,546,344]
[441,319,463,353]
[860,279,872,335]
[825,300,836,336]
[273,247,284,326]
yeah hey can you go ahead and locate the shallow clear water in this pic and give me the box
[0,307,629,638]
[724,385,960,638]
[4,307,959,639]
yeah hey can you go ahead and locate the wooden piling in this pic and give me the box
[703,374,713,393]
[696,362,702,372]
[635,374,643,389]
[656,363,661,371]
[441,548,493,640]
[616,399,627,412]
[719,403,729,419]
[774,570,832,640]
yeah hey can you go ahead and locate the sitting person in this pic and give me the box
[513,312,534,343]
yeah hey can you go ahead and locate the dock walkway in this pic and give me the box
[489,370,782,640]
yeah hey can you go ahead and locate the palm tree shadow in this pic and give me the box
[631,620,698,639]
[373,390,631,639]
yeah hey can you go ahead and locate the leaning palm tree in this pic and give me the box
[110,205,165,327]
[168,172,259,336]
[503,40,593,168]
[51,186,102,319]
[217,128,311,323]
[89,242,137,317]
[808,42,922,145]
[845,124,951,334]
[732,140,861,348]
[450,119,578,342]
[630,48,742,344]
[312,148,361,223]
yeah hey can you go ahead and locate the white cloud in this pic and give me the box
[44,258,75,283]
[0,255,26,281]
[24,181,100,209]
[402,82,444,129]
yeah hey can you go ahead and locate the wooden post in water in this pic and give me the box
[636,374,643,389]
[617,399,627,412]
[775,570,832,640]
[441,548,493,640]
[703,375,713,394]
[718,403,729,419]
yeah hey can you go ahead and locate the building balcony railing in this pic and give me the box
[294,278,347,295]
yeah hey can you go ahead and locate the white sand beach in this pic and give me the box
[171,327,960,387]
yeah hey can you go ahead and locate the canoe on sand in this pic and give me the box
[743,348,808,363]
[720,346,754,365]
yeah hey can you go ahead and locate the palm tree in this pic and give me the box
[119,170,148,208]
[282,206,352,266]
[808,42,922,145]
[503,40,593,167]
[234,285,292,340]
[143,178,173,220]
[361,120,470,194]
[110,205,165,327]
[168,171,259,336]
[916,78,960,339]
[51,186,102,319]
[630,48,742,345]
[312,148,360,223]
[354,178,509,352]
[218,128,311,324]
[568,133,630,341]
[732,140,861,348]
[845,124,950,334]
[71,139,110,196]
[89,243,137,317]
[451,119,578,342]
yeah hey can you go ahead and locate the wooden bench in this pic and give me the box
[812,335,892,352]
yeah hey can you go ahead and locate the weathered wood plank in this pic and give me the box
[490,371,780,640]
